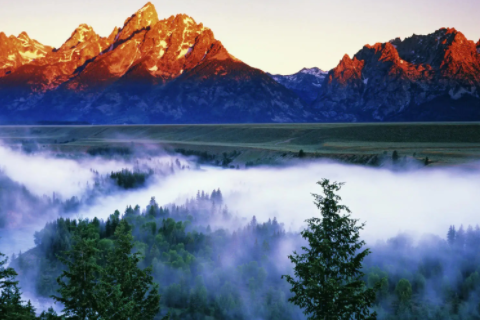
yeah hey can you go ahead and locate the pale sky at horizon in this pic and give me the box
[1,0,479,74]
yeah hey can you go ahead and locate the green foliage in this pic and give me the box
[110,169,151,189]
[0,250,38,319]
[97,220,161,320]
[367,268,388,302]
[283,179,376,320]
[395,279,412,303]
[52,220,163,320]
[38,307,63,320]
[19,190,298,319]
[52,222,102,320]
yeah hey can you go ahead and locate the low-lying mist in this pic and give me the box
[1,142,480,256]
[3,142,480,319]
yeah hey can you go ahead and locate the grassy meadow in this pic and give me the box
[1,122,480,166]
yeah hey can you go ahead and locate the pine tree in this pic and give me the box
[447,225,456,246]
[0,250,37,319]
[283,179,377,320]
[52,222,102,320]
[97,220,162,320]
[38,307,62,320]
[392,151,399,162]
[456,225,466,252]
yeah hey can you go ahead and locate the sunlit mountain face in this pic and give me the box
[314,28,480,122]
[1,3,480,124]
[0,2,309,124]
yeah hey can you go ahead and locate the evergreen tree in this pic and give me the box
[283,179,377,320]
[447,225,456,246]
[52,222,102,320]
[0,250,37,319]
[38,307,62,320]
[97,220,162,320]
[395,279,412,303]
[392,151,399,162]
[456,225,466,252]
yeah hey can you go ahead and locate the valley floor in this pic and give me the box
[1,122,480,166]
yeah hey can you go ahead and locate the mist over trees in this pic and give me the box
[2,145,480,319]
[9,190,303,319]
[5,181,480,319]
[0,154,190,230]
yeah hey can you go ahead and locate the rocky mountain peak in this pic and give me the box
[332,54,364,85]
[0,31,52,76]
[269,67,328,103]
[60,24,99,50]
[107,27,120,43]
[299,67,327,76]
[17,31,32,43]
[315,27,480,122]
[117,2,159,42]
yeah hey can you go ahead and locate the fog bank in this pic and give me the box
[79,162,480,242]
[2,143,480,256]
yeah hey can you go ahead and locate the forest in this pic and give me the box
[3,186,480,319]
[2,142,480,320]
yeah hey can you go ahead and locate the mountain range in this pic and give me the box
[0,2,479,124]
[314,28,480,121]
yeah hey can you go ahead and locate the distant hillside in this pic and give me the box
[269,67,327,103]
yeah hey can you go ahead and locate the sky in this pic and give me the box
[1,0,479,74]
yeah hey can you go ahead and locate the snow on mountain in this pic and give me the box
[269,67,327,103]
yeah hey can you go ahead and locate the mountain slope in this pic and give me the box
[313,28,480,121]
[269,67,327,103]
[0,2,308,124]
[0,32,52,77]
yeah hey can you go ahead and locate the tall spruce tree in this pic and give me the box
[283,179,377,320]
[52,219,164,320]
[52,222,102,320]
[97,220,162,320]
[0,250,37,319]
[447,225,456,246]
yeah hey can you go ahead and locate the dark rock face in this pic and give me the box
[269,67,327,103]
[314,28,480,121]
[0,2,308,124]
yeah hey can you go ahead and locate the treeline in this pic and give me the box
[174,148,241,168]
[0,156,192,229]
[364,225,480,319]
[11,190,302,320]
[7,187,480,319]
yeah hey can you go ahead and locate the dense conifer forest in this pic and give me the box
[3,185,480,319]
